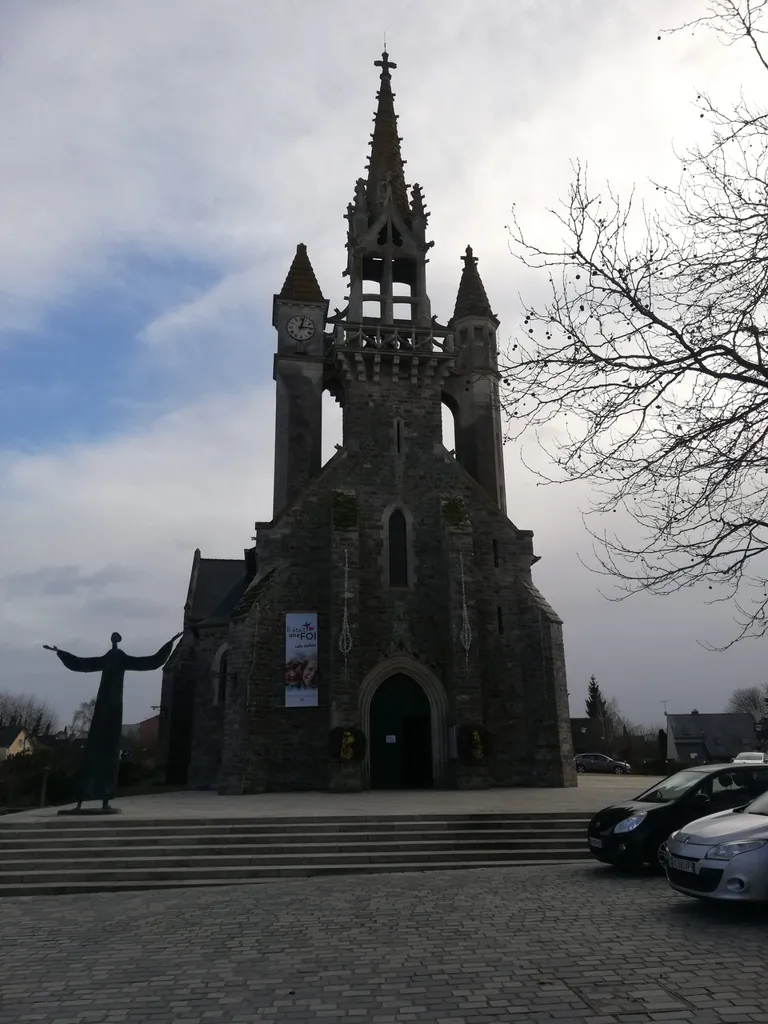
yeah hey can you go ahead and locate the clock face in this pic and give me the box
[286,315,315,342]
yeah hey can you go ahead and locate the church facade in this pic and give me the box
[158,53,575,793]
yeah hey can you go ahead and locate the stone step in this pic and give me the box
[0,811,593,897]
[0,827,586,853]
[0,836,586,865]
[0,815,593,831]
[0,819,592,841]
[0,845,589,879]
[0,858,587,898]
[0,849,591,887]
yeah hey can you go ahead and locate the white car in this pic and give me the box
[663,789,768,902]
[731,751,768,765]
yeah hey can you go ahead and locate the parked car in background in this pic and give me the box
[731,751,768,765]
[586,763,768,869]
[574,753,632,775]
[663,788,768,902]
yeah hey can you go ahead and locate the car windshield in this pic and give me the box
[745,791,768,816]
[635,769,706,804]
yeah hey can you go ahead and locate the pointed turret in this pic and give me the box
[271,243,329,517]
[366,52,410,222]
[442,245,506,512]
[451,246,496,323]
[278,243,325,304]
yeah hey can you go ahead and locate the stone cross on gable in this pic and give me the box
[374,51,397,80]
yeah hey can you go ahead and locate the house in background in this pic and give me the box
[0,726,33,761]
[666,712,757,764]
[571,717,661,763]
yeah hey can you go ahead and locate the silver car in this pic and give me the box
[663,787,768,902]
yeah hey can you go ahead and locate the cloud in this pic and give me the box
[2,564,136,599]
[2,0,767,733]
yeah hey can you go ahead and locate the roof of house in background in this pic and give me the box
[0,725,25,747]
[667,713,756,757]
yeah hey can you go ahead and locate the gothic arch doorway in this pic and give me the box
[359,655,449,789]
[370,674,432,789]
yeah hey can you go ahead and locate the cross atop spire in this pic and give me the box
[374,50,397,81]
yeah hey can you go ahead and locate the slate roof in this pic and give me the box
[451,245,496,322]
[667,713,757,760]
[278,244,325,304]
[0,725,23,747]
[187,557,247,624]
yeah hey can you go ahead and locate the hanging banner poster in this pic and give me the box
[284,612,319,707]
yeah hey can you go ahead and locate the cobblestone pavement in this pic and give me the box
[1,863,767,1024]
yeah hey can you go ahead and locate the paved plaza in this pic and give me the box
[1,860,767,1024]
[11,774,656,821]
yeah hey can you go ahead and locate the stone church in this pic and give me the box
[158,53,575,793]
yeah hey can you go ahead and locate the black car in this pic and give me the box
[574,753,632,775]
[587,763,768,868]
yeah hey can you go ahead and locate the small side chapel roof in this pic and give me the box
[187,558,246,622]
[278,243,325,304]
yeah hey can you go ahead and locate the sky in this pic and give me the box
[1,0,765,732]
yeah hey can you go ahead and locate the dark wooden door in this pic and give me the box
[370,674,433,789]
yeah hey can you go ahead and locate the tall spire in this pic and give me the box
[451,245,495,321]
[278,243,325,303]
[366,51,410,222]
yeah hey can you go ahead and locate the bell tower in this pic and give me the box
[327,53,456,457]
[272,243,329,518]
[344,52,433,330]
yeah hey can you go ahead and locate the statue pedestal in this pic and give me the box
[57,806,122,816]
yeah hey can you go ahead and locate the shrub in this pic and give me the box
[456,724,493,765]
[327,726,366,762]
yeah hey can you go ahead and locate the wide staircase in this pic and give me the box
[0,811,592,897]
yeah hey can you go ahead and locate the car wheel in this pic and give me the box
[642,836,667,873]
[576,764,585,773]
[613,766,624,774]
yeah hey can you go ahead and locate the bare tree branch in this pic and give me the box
[504,2,768,646]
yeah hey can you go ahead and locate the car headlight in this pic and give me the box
[613,812,647,834]
[705,839,768,861]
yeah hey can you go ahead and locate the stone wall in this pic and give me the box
[186,623,229,790]
[207,357,576,791]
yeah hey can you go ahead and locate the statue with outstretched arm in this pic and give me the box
[43,631,182,812]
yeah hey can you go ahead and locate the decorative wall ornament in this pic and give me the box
[459,550,472,672]
[327,726,366,762]
[246,601,260,710]
[338,547,354,678]
[456,724,492,765]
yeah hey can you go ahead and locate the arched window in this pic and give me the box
[388,509,409,587]
[217,651,228,706]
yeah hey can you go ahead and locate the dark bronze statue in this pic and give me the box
[44,631,182,812]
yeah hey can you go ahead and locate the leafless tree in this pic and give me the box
[725,683,768,719]
[505,1,768,645]
[0,691,57,735]
[70,698,96,738]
